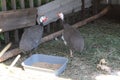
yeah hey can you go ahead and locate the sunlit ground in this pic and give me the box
[0,64,72,80]
[95,71,120,80]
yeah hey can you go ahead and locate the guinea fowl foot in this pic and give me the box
[20,49,27,54]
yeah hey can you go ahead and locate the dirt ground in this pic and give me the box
[1,18,120,80]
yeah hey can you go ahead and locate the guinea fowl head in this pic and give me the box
[40,16,48,23]
[39,16,48,25]
[58,12,64,21]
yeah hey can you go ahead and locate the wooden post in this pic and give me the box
[92,0,100,15]
[11,0,16,9]
[46,0,51,33]
[19,0,25,43]
[81,0,85,19]
[11,0,19,43]
[1,0,7,11]
[1,0,10,44]
[19,0,25,9]
[29,0,34,8]
[37,0,41,6]
[52,21,56,33]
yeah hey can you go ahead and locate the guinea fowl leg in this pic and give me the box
[61,35,67,45]
[20,49,27,54]
[70,49,73,57]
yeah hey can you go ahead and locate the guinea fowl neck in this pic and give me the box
[60,19,69,29]
[40,22,44,26]
[60,19,65,25]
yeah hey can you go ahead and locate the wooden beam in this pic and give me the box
[0,48,21,62]
[0,8,37,32]
[0,6,111,62]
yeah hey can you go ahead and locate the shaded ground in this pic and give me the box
[1,18,120,80]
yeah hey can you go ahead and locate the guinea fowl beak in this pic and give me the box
[43,17,48,22]
[57,13,60,18]
[57,12,62,17]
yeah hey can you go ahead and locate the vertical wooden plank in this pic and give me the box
[0,41,1,47]
[0,0,4,47]
[46,24,50,33]
[53,21,57,32]
[51,22,55,32]
[37,0,41,6]
[11,0,19,43]
[108,0,112,4]
[29,0,34,8]
[71,10,75,24]
[14,30,19,43]
[45,0,50,33]
[92,0,100,14]
[1,0,10,44]
[0,32,1,47]
[92,0,95,15]
[46,0,49,3]
[19,0,25,8]
[19,0,25,41]
[11,0,16,9]
[81,0,85,19]
[1,0,7,11]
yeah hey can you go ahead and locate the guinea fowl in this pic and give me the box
[19,16,48,52]
[58,12,84,57]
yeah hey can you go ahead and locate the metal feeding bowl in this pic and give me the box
[21,54,68,76]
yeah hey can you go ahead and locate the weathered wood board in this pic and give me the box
[0,8,37,32]
[37,0,92,25]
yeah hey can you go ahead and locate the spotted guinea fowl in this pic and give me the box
[19,16,48,52]
[58,12,84,57]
